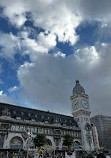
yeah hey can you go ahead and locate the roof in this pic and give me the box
[0,102,78,127]
[73,80,85,95]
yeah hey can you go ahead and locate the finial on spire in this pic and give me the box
[73,80,85,95]
[76,80,79,84]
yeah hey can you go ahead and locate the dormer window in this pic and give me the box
[31,119,35,122]
[59,118,61,122]
[44,120,49,124]
[16,117,21,120]
[28,113,31,117]
[13,111,16,114]
[21,112,24,116]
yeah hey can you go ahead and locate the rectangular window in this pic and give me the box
[28,113,31,116]
[31,119,36,122]
[16,117,21,120]
[39,128,43,133]
[21,112,24,116]
[11,125,16,131]
[27,127,31,132]
[1,123,9,129]
[45,129,48,134]
[13,110,16,114]
[31,127,35,133]
[16,126,20,131]
[34,127,37,133]
[76,133,78,137]
[49,129,53,134]
[74,132,76,137]
[19,126,25,131]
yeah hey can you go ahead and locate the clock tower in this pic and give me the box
[70,80,94,151]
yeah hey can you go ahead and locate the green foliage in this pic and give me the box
[33,133,47,147]
[63,134,74,151]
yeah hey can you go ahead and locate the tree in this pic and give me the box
[63,134,74,152]
[33,133,47,148]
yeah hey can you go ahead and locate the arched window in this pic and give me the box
[28,138,35,149]
[10,137,23,149]
[73,141,80,149]
[46,139,52,146]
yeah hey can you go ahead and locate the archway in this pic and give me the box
[10,136,23,149]
[46,139,52,146]
[28,138,35,149]
[73,141,81,150]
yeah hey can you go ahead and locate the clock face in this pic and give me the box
[82,99,88,109]
[73,100,78,110]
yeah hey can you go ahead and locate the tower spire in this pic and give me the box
[73,80,85,95]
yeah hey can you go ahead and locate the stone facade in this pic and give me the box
[71,80,96,151]
[0,80,100,152]
[0,102,81,151]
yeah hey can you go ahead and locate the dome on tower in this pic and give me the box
[73,80,85,95]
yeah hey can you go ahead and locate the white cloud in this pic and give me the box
[0,90,4,96]
[0,0,81,45]
[8,86,18,93]
[0,90,17,105]
[1,0,111,44]
[75,46,100,67]
[30,0,81,45]
[20,31,57,54]
[1,0,111,117]
[1,0,27,27]
[38,32,56,50]
[1,0,111,45]
[78,0,111,22]
[0,31,56,60]
[16,42,111,116]
[22,37,48,53]
[0,32,20,59]
[54,51,66,58]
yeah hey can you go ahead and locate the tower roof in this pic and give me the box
[73,80,85,95]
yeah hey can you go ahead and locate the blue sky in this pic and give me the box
[0,0,111,116]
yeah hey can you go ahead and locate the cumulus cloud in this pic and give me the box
[0,30,56,60]
[20,31,57,55]
[1,0,111,42]
[0,0,27,27]
[78,0,111,21]
[17,55,75,115]
[0,32,20,59]
[8,86,18,93]
[0,0,81,45]
[1,0,111,117]
[54,51,66,58]
[0,90,17,105]
[38,32,57,50]
[17,43,111,116]
[75,46,100,67]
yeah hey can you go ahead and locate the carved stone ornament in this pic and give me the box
[2,108,11,117]
[54,117,59,124]
[22,133,28,140]
[85,123,91,131]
